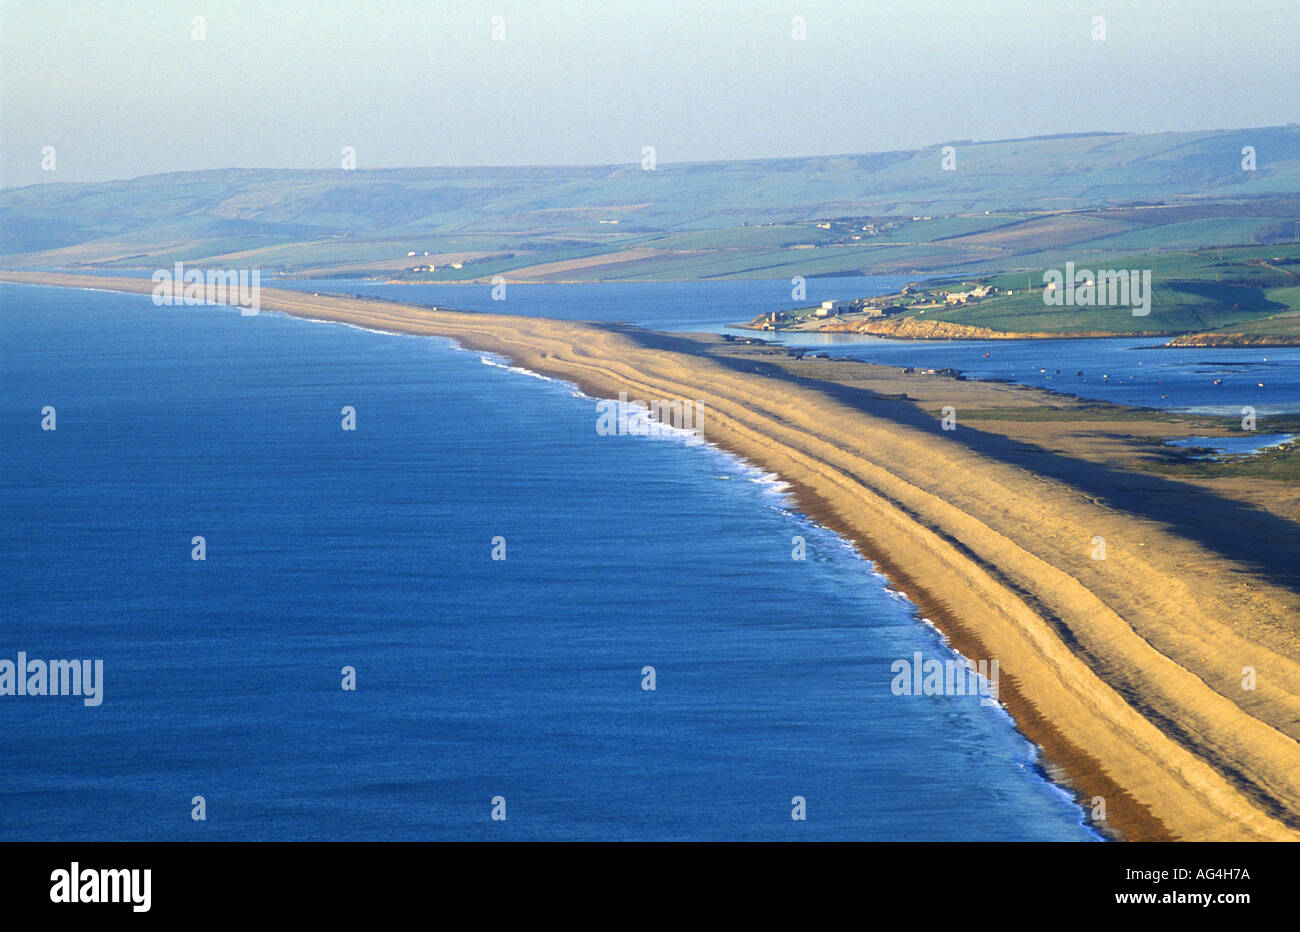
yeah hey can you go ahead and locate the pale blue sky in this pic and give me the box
[2,0,1298,187]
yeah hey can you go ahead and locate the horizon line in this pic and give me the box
[6,122,1298,192]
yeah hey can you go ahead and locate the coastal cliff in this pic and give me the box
[822,316,1138,340]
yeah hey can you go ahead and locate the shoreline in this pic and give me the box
[738,317,1300,347]
[475,341,1110,839]
[4,270,1299,841]
[15,267,1296,346]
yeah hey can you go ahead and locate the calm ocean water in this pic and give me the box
[0,283,1097,841]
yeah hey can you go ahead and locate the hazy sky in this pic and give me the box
[2,0,1298,187]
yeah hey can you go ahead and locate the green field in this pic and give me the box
[897,245,1300,338]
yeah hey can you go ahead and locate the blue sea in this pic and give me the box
[0,283,1098,841]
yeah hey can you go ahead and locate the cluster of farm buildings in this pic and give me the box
[759,282,1003,328]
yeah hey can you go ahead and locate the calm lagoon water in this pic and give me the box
[286,275,911,332]
[292,278,1300,415]
[786,334,1300,416]
[0,283,1097,841]
[1164,433,1295,456]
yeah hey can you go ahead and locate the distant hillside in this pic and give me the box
[2,125,1298,279]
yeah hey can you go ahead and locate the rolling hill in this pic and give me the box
[2,125,1298,283]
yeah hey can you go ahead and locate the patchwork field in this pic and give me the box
[4,127,1298,289]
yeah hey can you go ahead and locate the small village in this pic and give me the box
[745,280,1005,331]
[404,250,468,274]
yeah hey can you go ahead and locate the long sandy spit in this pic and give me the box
[5,271,1298,841]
